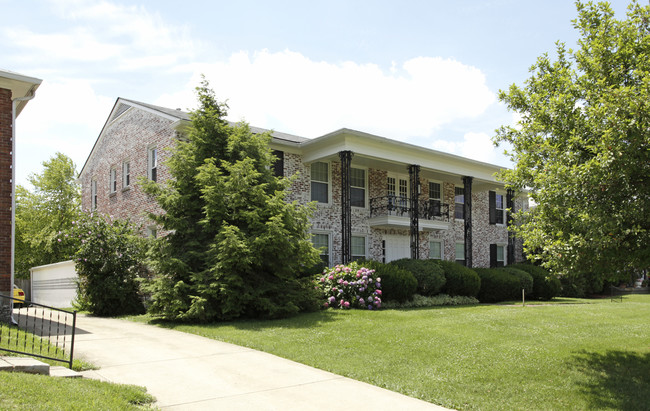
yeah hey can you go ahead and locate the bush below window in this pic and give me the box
[388,258,446,296]
[508,263,561,300]
[357,260,417,303]
[434,260,481,297]
[475,268,521,303]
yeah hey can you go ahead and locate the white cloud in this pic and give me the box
[3,0,197,71]
[431,132,500,164]
[156,49,496,140]
[15,79,114,185]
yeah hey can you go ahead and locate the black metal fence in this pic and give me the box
[610,285,650,302]
[0,294,76,369]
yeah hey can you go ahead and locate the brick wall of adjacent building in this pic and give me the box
[80,106,175,232]
[0,88,12,296]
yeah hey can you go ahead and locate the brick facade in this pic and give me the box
[83,100,527,268]
[80,106,174,232]
[0,88,12,295]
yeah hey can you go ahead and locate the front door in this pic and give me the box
[384,234,411,263]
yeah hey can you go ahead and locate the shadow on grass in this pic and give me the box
[572,350,650,411]
[144,309,342,331]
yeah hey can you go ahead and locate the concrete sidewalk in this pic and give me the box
[74,315,449,410]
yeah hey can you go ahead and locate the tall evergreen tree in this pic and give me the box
[143,80,320,321]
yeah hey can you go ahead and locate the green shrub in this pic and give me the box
[509,264,561,300]
[435,260,481,297]
[63,213,147,317]
[388,258,446,296]
[475,268,521,303]
[382,294,479,309]
[358,260,416,303]
[503,268,534,296]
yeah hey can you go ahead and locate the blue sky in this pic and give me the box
[1,0,632,187]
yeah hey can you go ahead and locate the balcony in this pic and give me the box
[368,196,451,231]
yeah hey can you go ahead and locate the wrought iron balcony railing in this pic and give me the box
[369,196,450,221]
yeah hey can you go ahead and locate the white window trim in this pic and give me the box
[351,233,369,261]
[495,191,506,226]
[109,167,117,194]
[455,241,465,262]
[148,146,158,181]
[454,184,465,221]
[122,161,131,188]
[350,166,368,209]
[91,180,97,210]
[311,230,332,267]
[428,180,443,203]
[310,161,332,205]
[496,242,507,266]
[429,239,444,260]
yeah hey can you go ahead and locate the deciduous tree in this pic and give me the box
[494,1,650,279]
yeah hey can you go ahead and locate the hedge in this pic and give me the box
[508,263,561,300]
[357,260,417,303]
[435,260,481,297]
[475,268,521,303]
[388,258,446,296]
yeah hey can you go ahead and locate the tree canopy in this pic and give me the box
[15,152,81,277]
[143,79,320,321]
[494,1,650,279]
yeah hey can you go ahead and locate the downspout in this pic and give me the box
[10,91,37,312]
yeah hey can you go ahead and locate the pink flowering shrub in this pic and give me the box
[317,262,382,310]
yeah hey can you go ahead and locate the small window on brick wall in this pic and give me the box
[110,167,117,193]
[123,161,130,188]
[91,180,97,210]
[148,147,158,182]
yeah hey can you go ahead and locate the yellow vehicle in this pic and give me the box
[13,284,25,308]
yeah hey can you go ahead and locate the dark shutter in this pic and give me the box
[272,150,284,177]
[490,243,497,268]
[489,190,496,225]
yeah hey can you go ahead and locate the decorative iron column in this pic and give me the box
[339,151,353,264]
[408,165,420,259]
[463,176,473,268]
[506,188,515,265]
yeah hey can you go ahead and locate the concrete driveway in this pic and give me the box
[74,315,449,410]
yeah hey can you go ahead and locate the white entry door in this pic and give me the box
[384,235,411,263]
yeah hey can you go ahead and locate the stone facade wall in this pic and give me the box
[80,107,175,232]
[0,88,12,296]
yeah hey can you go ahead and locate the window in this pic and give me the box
[146,226,157,238]
[272,150,284,177]
[455,242,465,266]
[429,181,442,217]
[312,233,330,266]
[350,168,366,208]
[455,186,465,219]
[122,161,130,188]
[351,236,366,261]
[490,244,506,267]
[496,194,504,224]
[311,162,329,203]
[91,180,97,210]
[148,147,158,182]
[110,167,117,193]
[429,240,442,260]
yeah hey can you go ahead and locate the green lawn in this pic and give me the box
[0,372,155,410]
[1,321,155,409]
[134,295,650,411]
